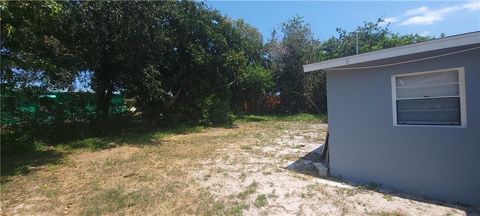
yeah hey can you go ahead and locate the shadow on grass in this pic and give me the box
[285,145,478,215]
[60,123,206,151]
[1,149,65,181]
[0,120,212,181]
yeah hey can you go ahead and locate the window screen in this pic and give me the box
[393,69,463,126]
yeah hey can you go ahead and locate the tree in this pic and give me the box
[44,1,268,124]
[61,1,162,120]
[232,64,274,111]
[1,1,74,91]
[1,1,81,134]
[145,2,244,124]
[267,17,434,114]
[227,19,273,112]
[118,2,264,124]
[231,19,265,66]
[321,19,432,60]
[266,16,322,113]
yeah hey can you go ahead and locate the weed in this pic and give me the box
[253,133,263,139]
[239,172,247,181]
[254,194,268,208]
[230,202,249,215]
[383,194,393,201]
[240,145,253,150]
[39,184,58,198]
[371,210,406,216]
[304,184,321,198]
[336,188,359,197]
[204,173,212,181]
[237,181,258,199]
[208,201,226,215]
[81,187,151,215]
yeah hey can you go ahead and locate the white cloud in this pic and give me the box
[464,1,480,10]
[400,13,444,26]
[384,0,480,26]
[405,6,429,16]
[383,17,399,23]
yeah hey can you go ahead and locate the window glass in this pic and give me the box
[395,70,458,87]
[396,98,460,125]
[396,83,459,99]
[394,69,463,126]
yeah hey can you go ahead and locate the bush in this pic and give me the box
[200,95,233,125]
[232,65,275,113]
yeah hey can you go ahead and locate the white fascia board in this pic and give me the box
[303,31,480,72]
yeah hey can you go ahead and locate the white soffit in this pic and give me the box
[303,31,480,72]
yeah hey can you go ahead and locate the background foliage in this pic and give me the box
[1,1,433,154]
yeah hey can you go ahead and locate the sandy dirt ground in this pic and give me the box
[194,122,472,216]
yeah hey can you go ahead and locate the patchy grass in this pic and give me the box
[230,202,249,215]
[371,211,407,216]
[81,186,151,215]
[1,114,467,216]
[240,145,253,150]
[1,123,228,215]
[1,124,204,181]
[234,113,327,123]
[254,194,268,208]
[383,194,393,201]
[237,181,258,200]
[336,187,361,197]
[4,115,310,215]
[239,172,247,181]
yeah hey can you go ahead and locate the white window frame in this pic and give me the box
[391,67,467,128]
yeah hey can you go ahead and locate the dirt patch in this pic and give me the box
[194,122,467,216]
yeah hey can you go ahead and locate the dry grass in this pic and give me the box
[1,125,237,215]
[0,115,470,216]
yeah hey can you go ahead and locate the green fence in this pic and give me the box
[1,92,126,126]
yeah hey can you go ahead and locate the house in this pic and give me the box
[303,31,480,206]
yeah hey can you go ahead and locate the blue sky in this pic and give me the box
[206,1,480,41]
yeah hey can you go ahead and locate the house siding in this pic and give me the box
[326,48,480,206]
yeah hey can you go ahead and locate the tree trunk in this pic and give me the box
[166,85,184,107]
[95,81,113,120]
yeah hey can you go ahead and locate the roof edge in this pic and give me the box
[303,31,480,72]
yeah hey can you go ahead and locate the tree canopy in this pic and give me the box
[1,1,435,126]
[1,1,274,124]
[266,17,433,113]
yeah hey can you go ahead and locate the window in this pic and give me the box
[391,68,466,127]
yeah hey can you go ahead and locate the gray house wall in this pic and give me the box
[326,48,480,206]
